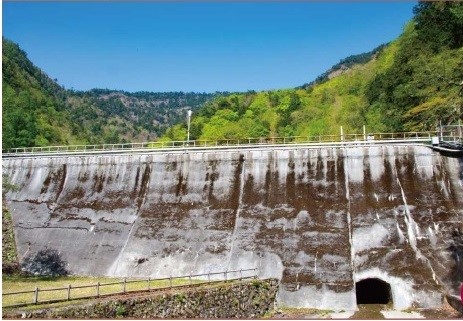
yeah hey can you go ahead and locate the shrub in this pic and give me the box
[21,248,69,277]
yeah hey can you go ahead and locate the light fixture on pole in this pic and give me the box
[187,110,192,146]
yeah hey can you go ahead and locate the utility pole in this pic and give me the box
[187,110,192,146]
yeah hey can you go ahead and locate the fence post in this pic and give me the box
[189,272,192,285]
[34,287,39,304]
[123,278,126,293]
[225,271,228,282]
[169,275,172,288]
[96,282,100,297]
[208,271,211,284]
[147,277,150,291]
[67,284,71,300]
[240,269,242,281]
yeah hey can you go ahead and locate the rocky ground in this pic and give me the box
[2,205,20,274]
[268,300,462,319]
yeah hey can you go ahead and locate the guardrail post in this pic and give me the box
[96,282,100,297]
[34,287,39,304]
[67,284,71,300]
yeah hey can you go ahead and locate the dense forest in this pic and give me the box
[162,1,463,142]
[2,40,221,149]
[65,89,223,145]
[3,2,463,149]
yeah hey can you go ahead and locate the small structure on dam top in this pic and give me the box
[3,144,463,311]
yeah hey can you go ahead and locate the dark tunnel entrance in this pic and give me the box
[356,278,392,305]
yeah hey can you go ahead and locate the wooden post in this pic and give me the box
[147,277,150,291]
[225,271,228,282]
[123,278,126,293]
[189,272,192,285]
[169,275,172,288]
[67,284,71,300]
[208,272,211,284]
[240,269,242,281]
[96,282,100,297]
[34,287,39,304]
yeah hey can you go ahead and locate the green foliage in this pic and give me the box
[2,37,221,149]
[365,4,463,132]
[166,2,462,141]
[413,1,463,51]
[115,303,126,317]
[174,293,186,303]
[2,38,74,149]
[5,1,463,148]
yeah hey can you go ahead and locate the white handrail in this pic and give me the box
[2,131,439,157]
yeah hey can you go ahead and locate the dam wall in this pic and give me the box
[3,145,463,310]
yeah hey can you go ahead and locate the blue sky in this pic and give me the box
[3,2,416,93]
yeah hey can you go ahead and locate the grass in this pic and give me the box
[2,274,201,308]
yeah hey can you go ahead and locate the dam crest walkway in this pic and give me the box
[1,130,458,159]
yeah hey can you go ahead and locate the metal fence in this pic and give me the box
[2,130,439,157]
[439,124,463,143]
[2,268,257,308]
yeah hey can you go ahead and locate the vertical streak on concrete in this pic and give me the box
[54,162,68,205]
[395,161,441,288]
[343,149,355,286]
[227,154,246,271]
[137,164,152,211]
[108,162,151,276]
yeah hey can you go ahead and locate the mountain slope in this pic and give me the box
[2,37,74,149]
[65,89,222,144]
[2,38,220,148]
[163,2,462,142]
[3,2,462,148]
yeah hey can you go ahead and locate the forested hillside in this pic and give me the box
[65,89,221,144]
[2,38,73,149]
[163,1,463,142]
[3,2,463,148]
[2,38,220,149]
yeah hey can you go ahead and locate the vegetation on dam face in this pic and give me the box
[2,2,463,150]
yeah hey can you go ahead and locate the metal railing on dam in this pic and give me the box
[0,130,449,159]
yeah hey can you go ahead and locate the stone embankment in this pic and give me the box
[4,279,279,319]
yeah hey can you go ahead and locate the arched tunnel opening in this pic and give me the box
[356,278,392,305]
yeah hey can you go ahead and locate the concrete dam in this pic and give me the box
[3,144,463,310]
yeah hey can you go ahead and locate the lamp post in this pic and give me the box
[187,110,192,146]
